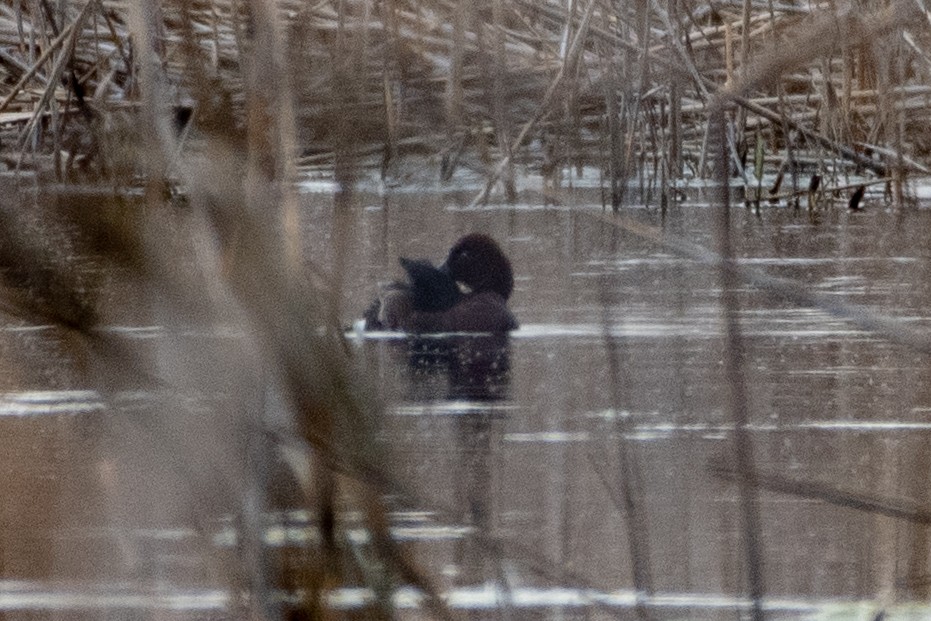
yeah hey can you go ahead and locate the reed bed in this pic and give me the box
[0,0,928,204]
[0,0,928,620]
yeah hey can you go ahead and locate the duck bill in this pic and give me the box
[439,261,471,293]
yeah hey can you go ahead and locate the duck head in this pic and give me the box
[442,234,514,300]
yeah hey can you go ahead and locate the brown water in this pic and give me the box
[1,183,931,619]
[338,188,931,619]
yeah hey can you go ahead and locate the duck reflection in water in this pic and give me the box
[413,333,512,583]
[403,334,511,587]
[404,333,512,401]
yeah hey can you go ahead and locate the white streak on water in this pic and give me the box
[796,420,931,430]
[504,431,590,443]
[391,525,474,541]
[0,391,103,416]
[736,257,918,265]
[393,401,518,416]
[511,323,714,339]
[26,317,869,343]
[323,584,877,615]
[1,391,925,441]
[0,569,912,616]
[0,325,55,333]
[0,583,227,611]
[296,178,339,193]
[513,323,867,340]
[345,317,872,341]
[514,414,931,441]
[446,203,573,212]
[98,325,164,338]
[626,420,931,433]
[265,524,470,546]
[98,325,247,339]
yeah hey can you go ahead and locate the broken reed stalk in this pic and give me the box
[710,461,931,525]
[604,29,622,209]
[629,0,652,206]
[665,0,682,187]
[491,0,516,202]
[379,0,400,176]
[893,45,908,206]
[709,103,765,621]
[597,259,655,612]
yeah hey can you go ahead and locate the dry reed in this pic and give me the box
[0,0,925,204]
[0,0,929,619]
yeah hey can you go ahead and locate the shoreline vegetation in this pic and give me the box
[0,1,928,207]
[0,1,926,619]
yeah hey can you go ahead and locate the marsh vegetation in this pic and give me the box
[0,1,928,620]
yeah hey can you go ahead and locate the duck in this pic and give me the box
[363,234,518,333]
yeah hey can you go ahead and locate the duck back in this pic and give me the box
[399,258,461,312]
[407,291,518,333]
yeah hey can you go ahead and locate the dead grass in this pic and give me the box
[0,1,927,619]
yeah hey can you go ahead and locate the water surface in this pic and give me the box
[1,185,931,619]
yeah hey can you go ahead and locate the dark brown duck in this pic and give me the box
[364,234,518,333]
